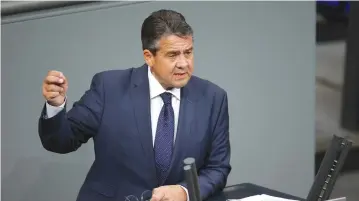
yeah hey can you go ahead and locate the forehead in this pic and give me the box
[157,35,193,52]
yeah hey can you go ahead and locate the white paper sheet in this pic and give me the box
[228,194,346,201]
[227,194,299,201]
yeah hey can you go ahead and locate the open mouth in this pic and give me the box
[174,73,187,79]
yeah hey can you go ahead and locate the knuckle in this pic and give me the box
[45,77,53,83]
[153,188,161,194]
[48,76,56,83]
[48,70,55,76]
[48,70,61,77]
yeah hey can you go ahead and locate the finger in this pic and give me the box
[45,75,65,84]
[48,70,64,78]
[151,189,158,201]
[158,192,165,201]
[150,194,161,201]
[45,91,60,99]
[151,190,165,201]
[45,84,64,93]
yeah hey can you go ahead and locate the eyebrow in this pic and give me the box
[184,47,193,52]
[166,47,193,54]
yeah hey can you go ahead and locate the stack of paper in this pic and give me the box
[227,194,299,201]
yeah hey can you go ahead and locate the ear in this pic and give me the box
[143,49,154,67]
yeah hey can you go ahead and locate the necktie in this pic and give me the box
[154,92,175,184]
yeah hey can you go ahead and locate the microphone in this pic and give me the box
[306,135,353,201]
[183,157,201,201]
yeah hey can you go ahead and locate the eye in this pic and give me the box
[184,51,193,57]
[166,52,177,58]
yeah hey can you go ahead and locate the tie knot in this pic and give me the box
[160,92,172,105]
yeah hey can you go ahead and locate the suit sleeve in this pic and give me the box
[38,73,105,154]
[180,91,231,200]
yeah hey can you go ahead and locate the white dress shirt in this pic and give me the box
[45,67,189,200]
[148,67,181,146]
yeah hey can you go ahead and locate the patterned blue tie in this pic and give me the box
[154,92,175,184]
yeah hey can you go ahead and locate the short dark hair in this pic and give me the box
[141,9,193,54]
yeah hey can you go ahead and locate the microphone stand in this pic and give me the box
[183,157,201,201]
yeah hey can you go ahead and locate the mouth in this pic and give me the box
[174,72,187,79]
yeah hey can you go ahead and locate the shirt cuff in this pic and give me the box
[179,185,190,201]
[45,99,66,119]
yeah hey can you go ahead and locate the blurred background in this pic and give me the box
[316,1,359,200]
[1,1,358,201]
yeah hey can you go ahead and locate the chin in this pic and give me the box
[173,79,190,88]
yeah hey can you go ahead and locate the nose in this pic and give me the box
[175,54,189,69]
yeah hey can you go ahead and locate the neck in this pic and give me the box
[150,68,172,90]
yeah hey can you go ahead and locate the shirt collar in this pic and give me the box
[148,66,181,100]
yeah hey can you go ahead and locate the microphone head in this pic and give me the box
[184,157,195,165]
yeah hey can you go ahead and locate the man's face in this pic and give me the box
[144,34,194,89]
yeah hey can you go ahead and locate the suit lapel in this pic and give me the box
[130,65,157,180]
[167,78,199,179]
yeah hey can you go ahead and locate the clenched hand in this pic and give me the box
[42,70,68,106]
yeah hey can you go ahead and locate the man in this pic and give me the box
[39,9,231,201]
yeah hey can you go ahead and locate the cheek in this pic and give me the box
[157,64,175,77]
[160,61,176,73]
[188,62,194,72]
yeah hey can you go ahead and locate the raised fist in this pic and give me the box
[42,70,68,106]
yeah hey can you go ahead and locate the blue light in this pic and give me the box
[317,1,350,13]
[317,0,340,6]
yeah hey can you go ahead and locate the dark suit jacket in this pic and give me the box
[38,65,231,201]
